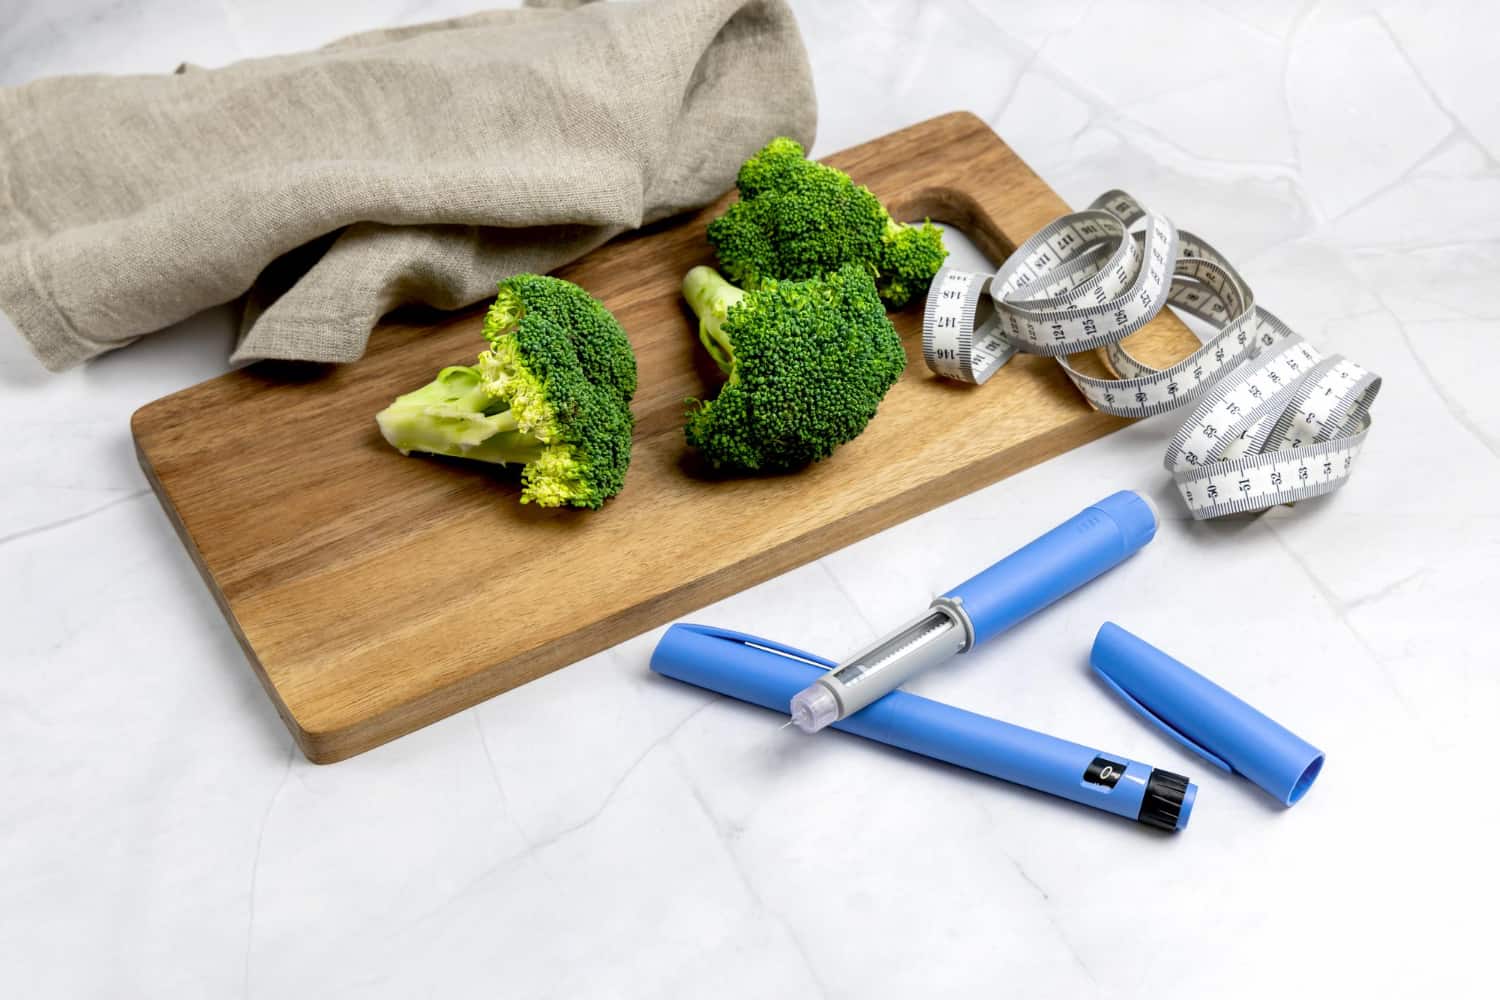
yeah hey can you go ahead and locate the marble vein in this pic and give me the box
[1098,119,1305,182]
[1373,10,1500,173]
[1278,2,1318,217]
[993,843,1099,989]
[1377,296,1500,462]
[1263,520,1417,720]
[243,747,295,1000]
[472,707,537,853]
[815,558,881,640]
[518,697,716,852]
[1043,908,1100,991]
[672,745,831,1000]
[0,486,149,548]
[1201,1,1289,45]
[1348,237,1500,253]
[972,0,1098,127]
[1005,851,1048,901]
[1323,130,1458,226]
[1340,567,1427,613]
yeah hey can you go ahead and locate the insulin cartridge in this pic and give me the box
[789,490,1158,734]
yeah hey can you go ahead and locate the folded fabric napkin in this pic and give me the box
[0,0,815,371]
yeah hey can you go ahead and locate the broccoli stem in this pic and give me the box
[447,428,548,465]
[681,265,743,375]
[374,366,547,465]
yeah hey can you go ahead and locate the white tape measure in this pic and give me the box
[922,190,1380,519]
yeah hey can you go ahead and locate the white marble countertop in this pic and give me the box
[3,1,1496,996]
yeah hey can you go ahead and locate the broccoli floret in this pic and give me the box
[706,137,948,309]
[681,263,906,472]
[375,274,636,509]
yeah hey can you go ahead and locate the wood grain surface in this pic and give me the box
[133,113,1200,763]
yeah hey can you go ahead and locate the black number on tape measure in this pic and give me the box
[918,190,1377,521]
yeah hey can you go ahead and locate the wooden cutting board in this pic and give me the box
[134,112,1198,763]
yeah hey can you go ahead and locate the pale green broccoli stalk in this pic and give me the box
[681,263,906,472]
[374,365,544,465]
[706,137,948,308]
[376,274,636,509]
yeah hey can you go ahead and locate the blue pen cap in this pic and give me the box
[1090,623,1324,807]
[1091,490,1159,553]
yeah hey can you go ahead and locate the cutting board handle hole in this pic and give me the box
[890,188,1011,273]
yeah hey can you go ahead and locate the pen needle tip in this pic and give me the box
[779,719,795,731]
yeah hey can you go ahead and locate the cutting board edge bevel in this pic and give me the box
[132,433,313,756]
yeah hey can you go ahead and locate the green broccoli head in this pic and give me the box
[705,138,948,309]
[375,274,636,509]
[681,264,906,472]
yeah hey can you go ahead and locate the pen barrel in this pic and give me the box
[944,490,1157,647]
[653,624,1195,831]
[841,683,1175,826]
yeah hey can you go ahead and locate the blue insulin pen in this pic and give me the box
[789,490,1160,733]
[651,623,1196,831]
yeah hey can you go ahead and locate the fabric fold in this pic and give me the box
[0,0,816,371]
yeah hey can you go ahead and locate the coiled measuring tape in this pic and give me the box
[922,190,1380,519]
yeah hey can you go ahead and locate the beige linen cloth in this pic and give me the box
[0,0,815,372]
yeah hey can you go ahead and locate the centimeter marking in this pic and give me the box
[922,190,1381,519]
